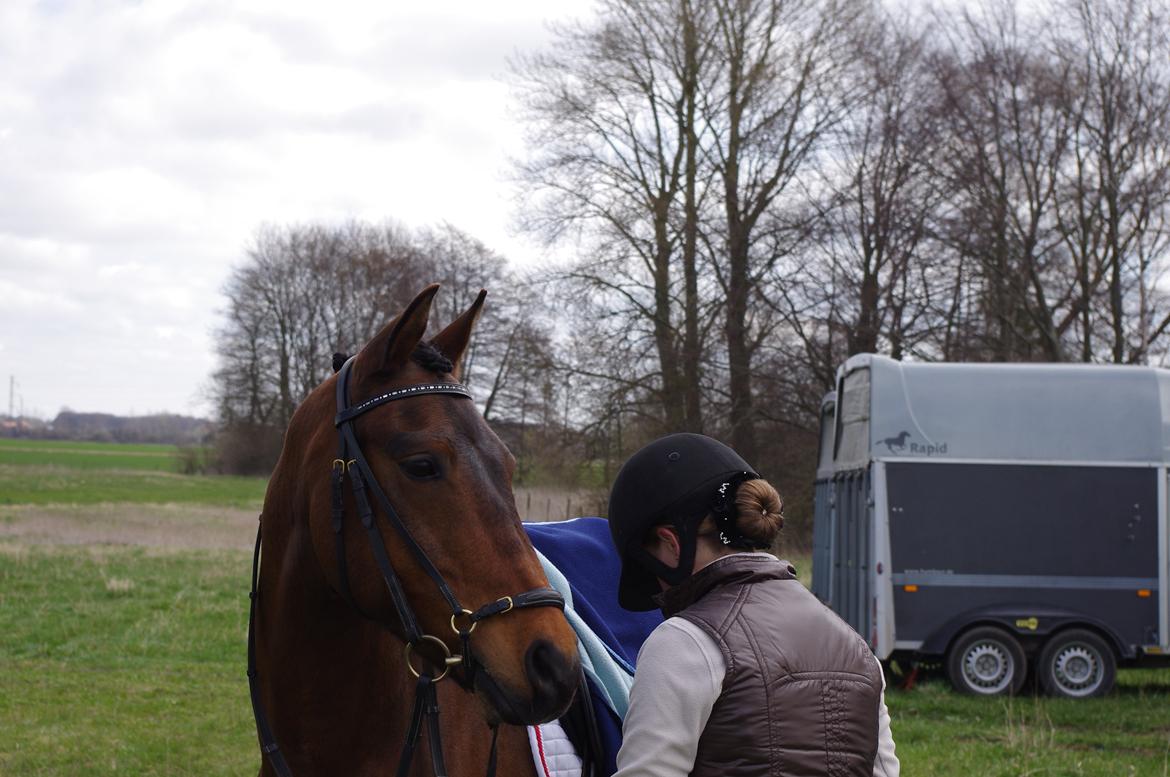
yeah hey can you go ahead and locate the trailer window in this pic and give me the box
[836,369,871,469]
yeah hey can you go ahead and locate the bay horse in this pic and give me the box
[248,285,580,776]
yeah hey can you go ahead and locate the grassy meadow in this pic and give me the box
[0,547,255,776]
[0,439,191,471]
[0,438,264,775]
[1,437,1169,775]
[0,438,266,507]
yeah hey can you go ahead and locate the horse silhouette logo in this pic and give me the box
[880,431,911,453]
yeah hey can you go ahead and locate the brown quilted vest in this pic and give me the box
[657,554,882,777]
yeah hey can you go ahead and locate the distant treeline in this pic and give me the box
[1,411,214,446]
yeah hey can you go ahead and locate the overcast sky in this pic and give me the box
[0,0,591,419]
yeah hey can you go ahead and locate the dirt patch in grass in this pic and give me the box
[0,488,609,550]
[0,503,258,550]
[0,488,612,549]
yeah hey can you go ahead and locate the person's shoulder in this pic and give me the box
[635,616,728,685]
[639,615,721,660]
[648,615,714,646]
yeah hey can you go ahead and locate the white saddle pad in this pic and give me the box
[527,721,583,777]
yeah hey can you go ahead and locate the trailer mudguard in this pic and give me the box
[921,604,1134,659]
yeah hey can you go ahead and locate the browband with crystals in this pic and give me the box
[334,382,473,427]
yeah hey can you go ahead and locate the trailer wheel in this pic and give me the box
[1037,629,1115,698]
[946,627,1026,696]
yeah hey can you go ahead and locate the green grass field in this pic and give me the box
[890,671,1170,775]
[0,438,266,507]
[1,438,1169,775]
[0,438,187,472]
[0,464,267,507]
[0,546,255,776]
[0,439,262,774]
[2,544,1169,776]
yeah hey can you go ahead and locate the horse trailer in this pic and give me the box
[811,354,1170,697]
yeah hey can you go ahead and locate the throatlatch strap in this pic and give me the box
[330,464,357,609]
[486,725,500,777]
[247,524,294,777]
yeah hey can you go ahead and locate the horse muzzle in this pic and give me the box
[474,639,580,726]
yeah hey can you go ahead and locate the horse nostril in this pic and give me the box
[524,639,576,714]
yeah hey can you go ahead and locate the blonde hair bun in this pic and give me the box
[734,479,784,544]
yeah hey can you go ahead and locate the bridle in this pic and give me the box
[247,355,566,777]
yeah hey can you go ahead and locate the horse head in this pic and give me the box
[281,285,579,729]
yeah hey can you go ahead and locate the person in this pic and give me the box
[607,433,899,777]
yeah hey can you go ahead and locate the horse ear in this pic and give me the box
[355,284,440,379]
[430,289,487,380]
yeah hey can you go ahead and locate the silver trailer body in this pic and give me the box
[812,355,1170,675]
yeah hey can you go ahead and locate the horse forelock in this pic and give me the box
[410,341,454,375]
[332,340,452,382]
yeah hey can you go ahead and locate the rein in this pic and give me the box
[247,356,566,777]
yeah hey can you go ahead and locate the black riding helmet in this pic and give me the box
[607,433,759,611]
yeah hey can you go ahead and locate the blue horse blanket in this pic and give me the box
[524,518,663,775]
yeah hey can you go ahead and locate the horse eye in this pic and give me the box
[399,457,439,480]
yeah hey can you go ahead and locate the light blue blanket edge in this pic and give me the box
[534,547,635,719]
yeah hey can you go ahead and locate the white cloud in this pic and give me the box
[0,0,593,418]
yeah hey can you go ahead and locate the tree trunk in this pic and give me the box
[725,224,757,462]
[682,0,704,433]
[849,267,881,355]
[653,203,685,429]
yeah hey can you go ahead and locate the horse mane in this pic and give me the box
[331,342,454,377]
[411,341,455,375]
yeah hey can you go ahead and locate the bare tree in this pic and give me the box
[930,1,1086,361]
[514,0,721,433]
[767,9,944,375]
[211,221,554,474]
[697,0,869,460]
[499,0,1170,543]
[920,0,1170,364]
[1050,0,1170,363]
[214,222,429,430]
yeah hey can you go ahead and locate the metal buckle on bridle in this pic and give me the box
[403,634,463,683]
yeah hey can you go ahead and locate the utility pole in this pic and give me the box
[8,375,13,419]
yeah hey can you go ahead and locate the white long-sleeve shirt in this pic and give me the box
[614,616,900,777]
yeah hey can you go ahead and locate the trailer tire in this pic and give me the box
[946,626,1027,696]
[1037,629,1115,698]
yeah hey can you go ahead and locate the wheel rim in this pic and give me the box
[1050,643,1104,697]
[963,641,1015,694]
